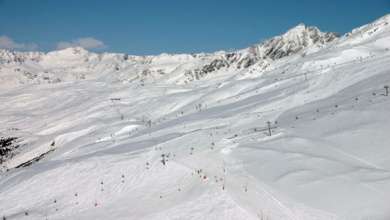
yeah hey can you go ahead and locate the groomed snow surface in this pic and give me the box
[1,15,390,220]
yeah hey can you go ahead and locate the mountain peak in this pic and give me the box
[249,23,338,60]
[51,46,90,55]
[286,23,307,33]
[282,23,323,41]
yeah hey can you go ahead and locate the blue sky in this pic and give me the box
[0,0,389,55]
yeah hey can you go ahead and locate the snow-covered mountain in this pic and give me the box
[0,23,338,87]
[1,14,390,220]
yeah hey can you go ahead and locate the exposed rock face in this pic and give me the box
[0,137,19,164]
[0,50,43,64]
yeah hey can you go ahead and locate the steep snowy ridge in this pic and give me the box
[1,14,390,220]
[341,14,390,45]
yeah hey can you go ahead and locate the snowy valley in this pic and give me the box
[1,14,390,220]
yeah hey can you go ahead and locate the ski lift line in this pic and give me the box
[328,88,390,105]
[260,52,389,80]
[230,85,388,139]
[262,54,390,82]
[276,88,390,127]
[291,86,390,120]
[239,126,278,136]
[303,86,390,115]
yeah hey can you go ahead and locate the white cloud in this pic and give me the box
[0,35,38,50]
[56,37,106,50]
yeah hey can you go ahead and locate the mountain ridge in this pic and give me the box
[0,23,339,86]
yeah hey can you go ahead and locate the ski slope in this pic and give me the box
[1,14,390,220]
